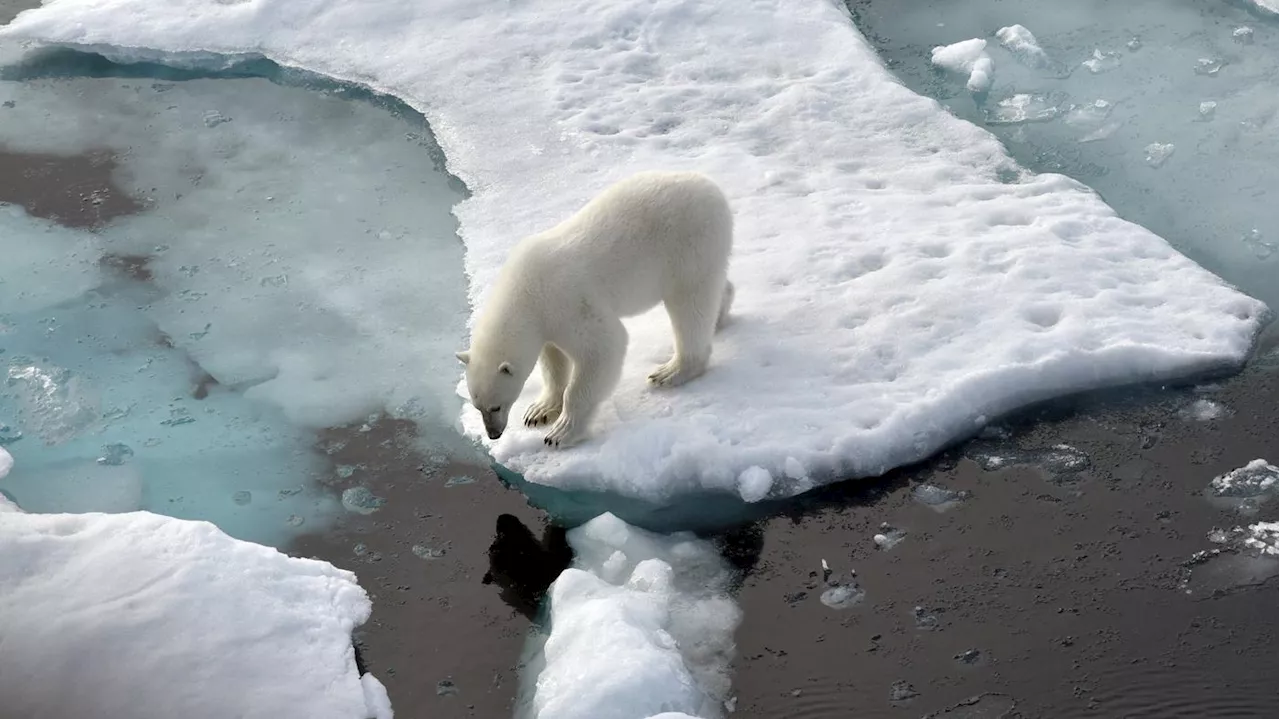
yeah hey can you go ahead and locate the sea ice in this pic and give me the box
[995,24,1053,71]
[0,445,12,478]
[3,0,1266,506]
[0,502,390,719]
[518,513,740,719]
[930,38,995,92]
[1208,459,1278,498]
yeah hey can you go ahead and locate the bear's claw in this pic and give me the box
[543,414,582,448]
[523,399,563,427]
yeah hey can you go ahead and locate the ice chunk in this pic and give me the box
[1082,49,1122,74]
[4,363,99,446]
[1064,99,1114,127]
[820,582,865,609]
[930,38,994,92]
[1144,142,1176,168]
[0,507,390,719]
[521,513,740,719]
[911,482,969,512]
[995,24,1051,70]
[736,465,772,503]
[341,486,385,515]
[1194,57,1225,76]
[1209,459,1278,498]
[984,92,1067,124]
[0,446,12,479]
[1244,521,1279,556]
[1198,100,1218,120]
[1232,26,1255,44]
[8,0,1264,507]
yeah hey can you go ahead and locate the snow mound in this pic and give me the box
[0,502,390,719]
[4,0,1266,505]
[522,513,740,719]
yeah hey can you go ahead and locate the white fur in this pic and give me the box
[457,170,735,448]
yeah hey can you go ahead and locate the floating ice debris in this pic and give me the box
[1240,229,1277,260]
[5,364,99,445]
[1079,121,1121,143]
[1144,143,1176,168]
[286,514,304,527]
[436,679,459,697]
[913,605,941,630]
[276,485,303,500]
[819,583,865,610]
[1179,398,1228,422]
[820,558,832,583]
[1232,26,1254,44]
[1209,459,1278,498]
[1064,99,1114,127]
[955,648,982,664]
[966,443,1089,481]
[984,93,1066,125]
[95,443,134,466]
[353,542,369,556]
[202,110,231,127]
[341,486,385,515]
[443,475,475,487]
[873,523,907,550]
[890,680,920,702]
[0,446,12,480]
[159,406,196,427]
[1243,522,1279,557]
[995,25,1048,68]
[1126,37,1143,52]
[1194,58,1224,76]
[0,423,21,446]
[334,464,357,479]
[929,38,994,93]
[1198,101,1218,120]
[411,543,446,559]
[911,483,970,512]
[232,490,252,506]
[1082,49,1121,74]
[736,465,772,503]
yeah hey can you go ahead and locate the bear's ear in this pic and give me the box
[455,351,471,366]
[498,362,513,376]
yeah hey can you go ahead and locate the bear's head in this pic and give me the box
[456,350,526,440]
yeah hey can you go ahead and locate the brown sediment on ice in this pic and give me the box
[287,416,561,719]
[0,146,145,228]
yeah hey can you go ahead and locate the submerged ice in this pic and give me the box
[0,51,470,544]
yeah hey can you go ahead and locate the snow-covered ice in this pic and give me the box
[2,0,1268,506]
[0,499,390,719]
[518,512,740,719]
[930,38,995,92]
[1209,459,1278,497]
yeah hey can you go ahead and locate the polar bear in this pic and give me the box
[456,170,735,448]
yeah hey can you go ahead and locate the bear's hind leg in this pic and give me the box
[524,343,570,428]
[715,280,735,332]
[649,279,724,388]
[545,317,627,448]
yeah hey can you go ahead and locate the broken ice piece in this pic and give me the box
[819,583,865,610]
[1144,142,1175,168]
[984,93,1065,125]
[821,558,832,583]
[96,442,134,466]
[1198,101,1217,120]
[1126,37,1142,52]
[1082,49,1121,74]
[341,486,385,514]
[1232,26,1254,45]
[1209,459,1278,498]
[1194,58,1224,76]
[873,523,907,550]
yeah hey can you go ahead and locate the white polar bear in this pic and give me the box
[456,170,735,448]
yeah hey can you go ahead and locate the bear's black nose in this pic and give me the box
[487,429,503,440]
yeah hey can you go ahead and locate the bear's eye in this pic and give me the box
[488,406,501,413]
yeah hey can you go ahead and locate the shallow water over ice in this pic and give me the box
[0,49,471,546]
[847,0,1279,310]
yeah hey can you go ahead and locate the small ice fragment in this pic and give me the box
[412,544,446,559]
[96,442,134,466]
[820,558,831,583]
[1194,58,1224,76]
[913,605,940,630]
[1064,99,1113,126]
[0,423,21,446]
[966,56,994,93]
[1209,459,1278,498]
[929,39,994,93]
[1079,122,1121,143]
[995,25,1050,69]
[444,475,475,487]
[1126,37,1143,52]
[736,465,772,503]
[436,679,459,697]
[1179,398,1227,422]
[955,648,982,664]
[1243,522,1279,557]
[1082,49,1121,74]
[1198,101,1217,120]
[819,583,865,609]
[889,680,919,702]
[334,464,356,479]
[984,93,1065,124]
[1232,26,1254,44]
[912,483,966,509]
[353,542,369,556]
[1240,229,1277,259]
[341,486,385,514]
[1144,142,1175,168]
[231,490,252,506]
[286,514,304,527]
[203,110,232,127]
[873,523,906,550]
[160,407,196,427]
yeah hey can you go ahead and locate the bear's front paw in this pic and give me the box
[523,398,563,427]
[543,414,583,448]
[647,358,706,388]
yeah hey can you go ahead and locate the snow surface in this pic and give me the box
[519,512,740,719]
[3,0,1267,504]
[0,500,391,719]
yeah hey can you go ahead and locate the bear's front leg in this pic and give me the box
[544,317,627,448]
[524,344,571,427]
